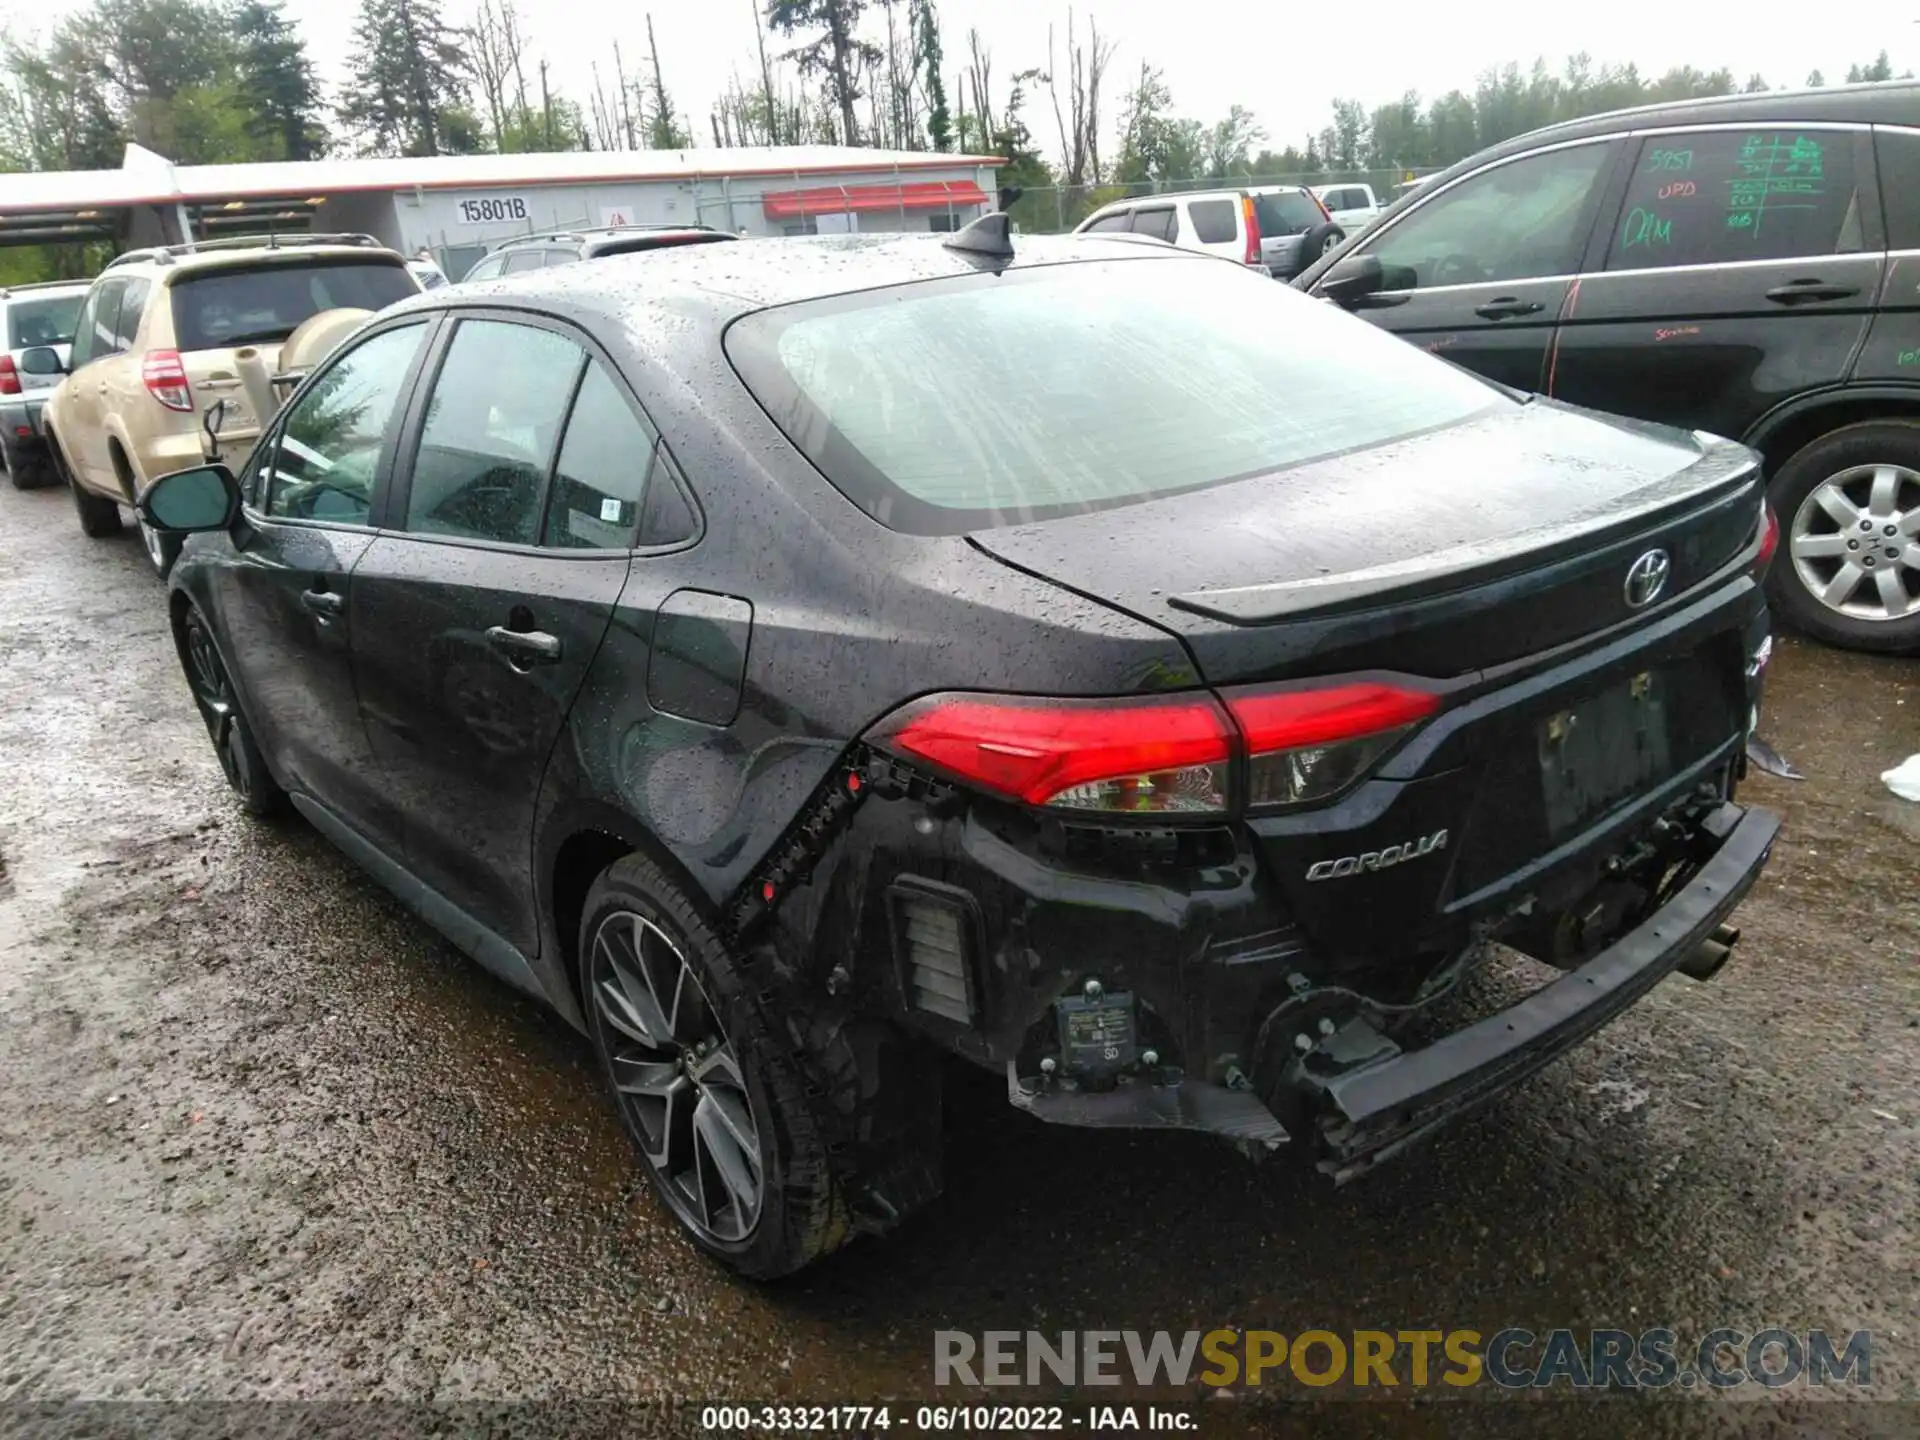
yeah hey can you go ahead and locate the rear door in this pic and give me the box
[349,313,637,952]
[1547,124,1884,439]
[213,317,435,842]
[1307,138,1622,391]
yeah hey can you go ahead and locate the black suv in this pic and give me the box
[1298,81,1920,655]
[461,224,736,282]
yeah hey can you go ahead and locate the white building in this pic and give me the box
[0,144,1004,277]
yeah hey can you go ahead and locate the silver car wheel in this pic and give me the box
[1788,462,1920,623]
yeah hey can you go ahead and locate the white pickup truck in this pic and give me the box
[1310,182,1383,231]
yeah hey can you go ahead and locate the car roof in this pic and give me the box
[0,280,91,300]
[403,232,1193,324]
[103,237,409,280]
[497,224,721,250]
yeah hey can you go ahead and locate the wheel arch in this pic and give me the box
[537,801,718,1031]
[1742,385,1920,474]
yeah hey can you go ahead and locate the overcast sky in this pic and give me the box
[11,0,1914,160]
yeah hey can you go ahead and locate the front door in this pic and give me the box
[1313,139,1621,392]
[59,279,124,488]
[350,316,649,953]
[1546,126,1884,440]
[213,318,435,845]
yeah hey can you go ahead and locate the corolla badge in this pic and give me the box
[1624,549,1672,609]
[1305,829,1449,881]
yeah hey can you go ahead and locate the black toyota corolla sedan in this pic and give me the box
[138,219,1780,1278]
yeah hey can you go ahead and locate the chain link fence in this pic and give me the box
[1005,169,1438,235]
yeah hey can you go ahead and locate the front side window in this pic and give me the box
[1604,130,1863,270]
[542,360,658,549]
[263,321,427,524]
[404,319,584,545]
[727,255,1503,535]
[1363,142,1613,289]
[1084,212,1133,233]
[62,288,103,368]
[170,260,417,350]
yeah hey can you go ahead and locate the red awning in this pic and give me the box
[760,180,989,219]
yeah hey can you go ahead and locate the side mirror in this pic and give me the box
[1318,253,1388,307]
[18,346,65,376]
[137,463,241,534]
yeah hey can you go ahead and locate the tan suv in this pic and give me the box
[44,234,418,572]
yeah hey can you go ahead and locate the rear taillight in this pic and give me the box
[869,693,1234,815]
[866,680,1440,816]
[142,349,193,412]
[0,355,19,397]
[1756,499,1779,576]
[1241,195,1262,268]
[1226,682,1440,809]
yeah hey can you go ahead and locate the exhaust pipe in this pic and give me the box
[1675,923,1741,982]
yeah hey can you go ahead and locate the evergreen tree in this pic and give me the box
[766,0,878,144]
[337,0,472,157]
[232,0,326,159]
[913,0,950,151]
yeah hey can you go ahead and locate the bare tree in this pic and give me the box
[1045,7,1112,189]
[965,28,993,145]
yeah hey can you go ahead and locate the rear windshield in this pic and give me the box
[169,260,416,350]
[726,255,1503,534]
[1254,191,1324,235]
[589,233,738,259]
[7,293,84,350]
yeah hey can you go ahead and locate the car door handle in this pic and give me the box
[300,588,344,617]
[486,626,563,665]
[1474,296,1545,320]
[1764,279,1858,305]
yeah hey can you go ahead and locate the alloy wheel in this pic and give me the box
[1789,462,1920,623]
[183,609,245,791]
[589,911,764,1244]
[137,515,167,572]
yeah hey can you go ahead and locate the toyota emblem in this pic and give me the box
[1624,549,1671,609]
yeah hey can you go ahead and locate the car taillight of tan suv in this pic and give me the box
[43,234,419,573]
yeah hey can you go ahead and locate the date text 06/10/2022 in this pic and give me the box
[700,1405,1194,1432]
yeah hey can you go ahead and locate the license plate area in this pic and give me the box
[1537,669,1672,838]
[1056,991,1138,1077]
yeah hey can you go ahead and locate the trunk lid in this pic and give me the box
[968,399,1763,685]
[179,341,283,444]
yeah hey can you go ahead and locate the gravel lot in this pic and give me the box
[0,477,1914,1434]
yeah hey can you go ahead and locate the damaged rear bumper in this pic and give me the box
[1315,801,1777,1178]
[1007,802,1778,1174]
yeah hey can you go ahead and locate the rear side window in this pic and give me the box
[1254,191,1323,235]
[1605,130,1863,270]
[542,360,658,549]
[727,257,1502,535]
[1084,212,1133,233]
[1186,200,1238,245]
[1133,208,1177,242]
[405,319,585,545]
[6,293,84,350]
[1876,128,1920,251]
[112,278,149,350]
[503,250,546,274]
[86,280,126,360]
[169,261,417,350]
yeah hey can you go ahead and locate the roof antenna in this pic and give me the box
[943,210,1013,261]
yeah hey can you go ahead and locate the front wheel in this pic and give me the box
[138,513,183,578]
[1768,422,1920,654]
[579,852,850,1279]
[180,603,284,816]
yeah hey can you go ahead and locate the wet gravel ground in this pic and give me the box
[0,478,1915,1436]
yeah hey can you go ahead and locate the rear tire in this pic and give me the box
[579,852,850,1279]
[180,602,284,817]
[1767,421,1920,655]
[70,472,122,537]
